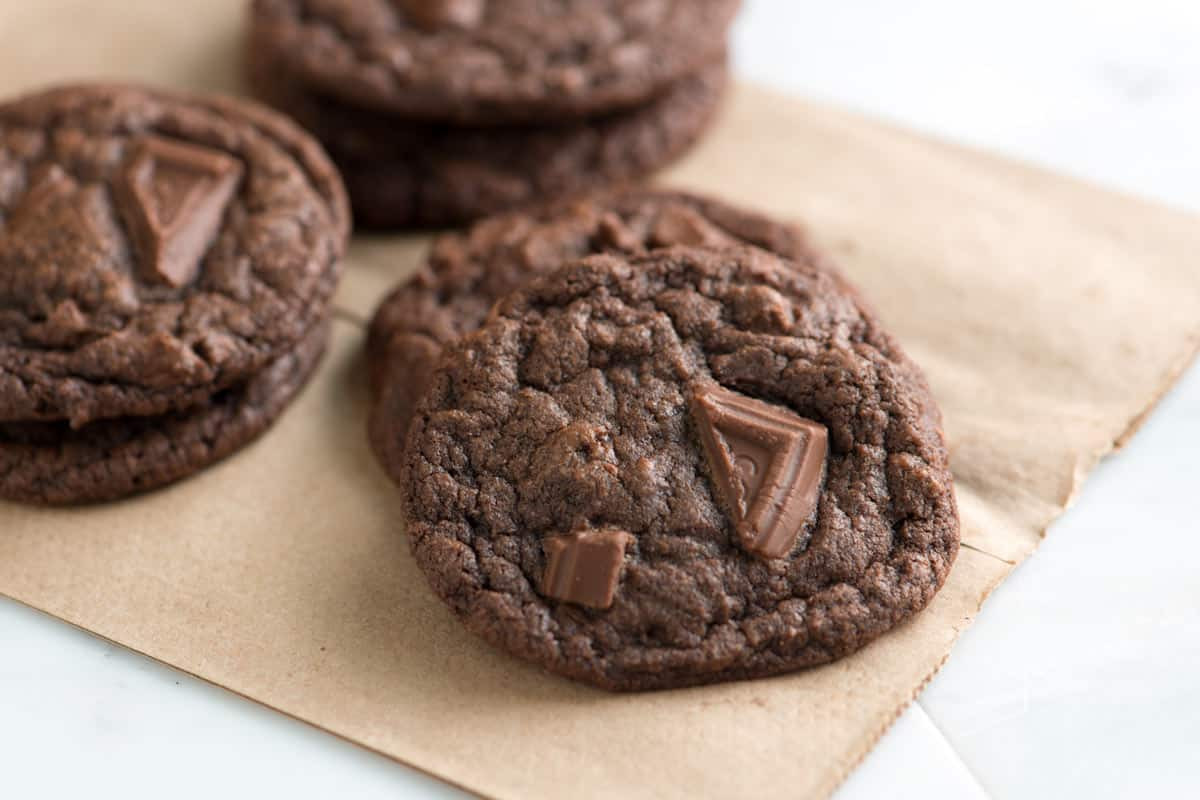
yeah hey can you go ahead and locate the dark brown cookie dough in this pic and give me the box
[0,320,328,505]
[401,248,959,690]
[250,0,741,124]
[366,189,816,470]
[0,84,348,426]
[247,47,727,228]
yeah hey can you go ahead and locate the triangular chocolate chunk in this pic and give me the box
[116,136,243,288]
[691,384,828,559]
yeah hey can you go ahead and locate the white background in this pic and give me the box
[3,1,1199,797]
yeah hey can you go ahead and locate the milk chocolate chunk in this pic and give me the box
[691,383,828,559]
[399,0,485,31]
[117,136,243,287]
[541,529,633,610]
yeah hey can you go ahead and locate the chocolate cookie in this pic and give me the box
[366,189,814,471]
[401,248,959,690]
[247,47,727,228]
[0,320,328,506]
[250,0,741,124]
[0,84,348,426]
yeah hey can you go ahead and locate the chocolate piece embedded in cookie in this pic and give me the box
[690,383,829,559]
[542,529,633,610]
[0,83,347,427]
[116,136,245,288]
[401,247,959,690]
[366,189,816,475]
[247,46,728,229]
[0,320,329,505]
[249,0,741,124]
[400,0,486,32]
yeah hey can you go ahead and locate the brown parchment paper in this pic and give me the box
[2,2,1200,798]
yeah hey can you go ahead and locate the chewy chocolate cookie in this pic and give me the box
[401,247,959,690]
[0,320,328,505]
[247,47,727,228]
[367,189,814,471]
[0,84,348,427]
[250,0,741,124]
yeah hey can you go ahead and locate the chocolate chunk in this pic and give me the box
[399,0,485,31]
[690,383,828,559]
[116,136,243,287]
[542,529,633,610]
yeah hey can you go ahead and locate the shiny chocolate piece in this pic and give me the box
[691,384,828,559]
[399,0,485,31]
[542,529,633,610]
[117,136,243,287]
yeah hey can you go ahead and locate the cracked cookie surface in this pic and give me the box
[0,320,328,505]
[0,84,347,426]
[250,0,741,123]
[401,247,960,690]
[367,189,816,470]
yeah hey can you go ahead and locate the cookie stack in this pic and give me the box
[367,190,961,690]
[0,84,348,504]
[247,0,741,228]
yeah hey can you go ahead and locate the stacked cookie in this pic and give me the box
[247,0,741,228]
[367,190,961,690]
[0,84,348,504]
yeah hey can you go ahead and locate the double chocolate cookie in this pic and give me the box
[400,248,959,690]
[248,52,726,229]
[0,322,329,505]
[250,0,740,123]
[247,1,738,227]
[366,189,815,472]
[0,84,348,504]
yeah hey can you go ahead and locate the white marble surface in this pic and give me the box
[3,1,1200,797]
